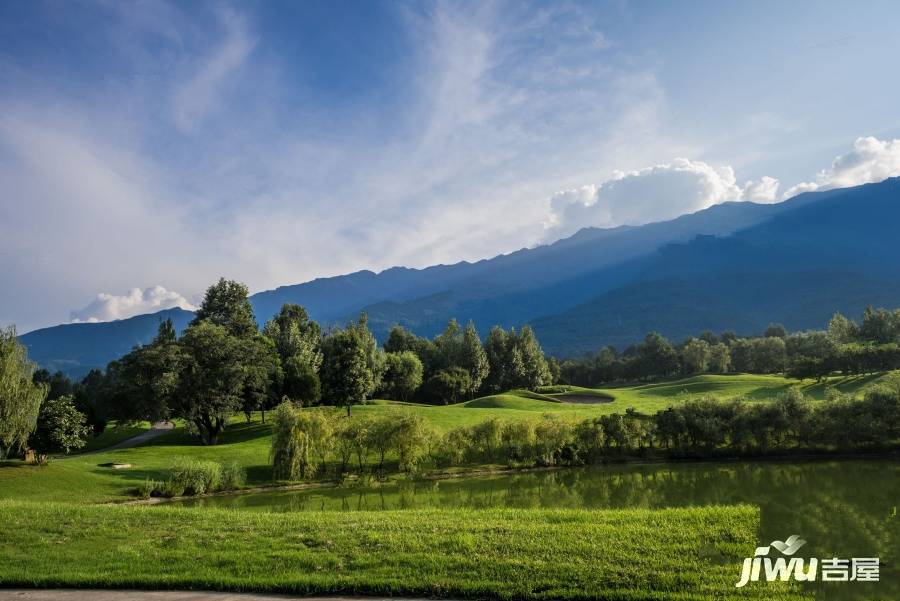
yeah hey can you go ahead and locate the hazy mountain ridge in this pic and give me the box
[18,178,900,374]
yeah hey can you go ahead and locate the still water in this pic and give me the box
[174,458,898,598]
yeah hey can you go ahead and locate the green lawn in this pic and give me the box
[0,501,808,600]
[0,372,890,504]
[80,421,152,453]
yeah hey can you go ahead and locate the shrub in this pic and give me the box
[160,480,185,498]
[469,418,504,461]
[270,402,333,481]
[501,420,536,464]
[533,414,574,466]
[432,427,471,467]
[136,479,159,499]
[169,459,223,495]
[221,461,246,490]
[392,413,433,473]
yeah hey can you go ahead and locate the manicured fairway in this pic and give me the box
[0,502,808,601]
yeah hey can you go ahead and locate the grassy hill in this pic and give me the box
[0,372,890,504]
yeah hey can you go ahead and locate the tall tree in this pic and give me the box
[320,316,377,416]
[172,321,246,445]
[459,322,489,397]
[103,319,181,424]
[681,339,711,374]
[240,334,282,421]
[0,326,48,458]
[263,304,322,406]
[191,278,257,337]
[482,326,509,394]
[515,326,550,390]
[381,351,424,401]
[263,304,322,370]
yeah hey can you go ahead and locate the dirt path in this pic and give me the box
[0,591,439,601]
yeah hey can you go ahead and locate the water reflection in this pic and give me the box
[174,459,898,599]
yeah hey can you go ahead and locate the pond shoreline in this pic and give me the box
[117,447,899,506]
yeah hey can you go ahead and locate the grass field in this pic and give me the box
[80,421,151,453]
[0,501,808,600]
[0,372,890,504]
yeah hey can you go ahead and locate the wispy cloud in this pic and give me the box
[171,6,256,132]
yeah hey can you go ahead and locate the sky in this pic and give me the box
[3,0,900,332]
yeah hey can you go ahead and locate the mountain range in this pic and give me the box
[19,177,900,377]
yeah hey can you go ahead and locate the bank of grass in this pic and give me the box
[0,372,890,504]
[0,501,807,600]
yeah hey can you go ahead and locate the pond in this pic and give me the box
[173,458,898,599]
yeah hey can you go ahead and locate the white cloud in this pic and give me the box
[71,286,197,323]
[783,136,900,198]
[544,158,746,239]
[741,176,781,203]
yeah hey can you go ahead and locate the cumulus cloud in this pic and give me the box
[70,286,197,323]
[544,158,750,239]
[741,176,781,203]
[783,136,900,198]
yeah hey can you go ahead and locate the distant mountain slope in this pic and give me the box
[18,308,194,377]
[19,178,899,375]
[531,178,900,355]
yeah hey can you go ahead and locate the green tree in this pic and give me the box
[0,326,48,458]
[459,322,489,397]
[191,278,257,337]
[240,334,282,421]
[263,303,322,372]
[282,355,321,405]
[426,367,471,404]
[392,413,432,473]
[681,339,711,374]
[512,326,550,390]
[29,394,91,459]
[828,312,859,344]
[635,332,680,379]
[764,323,787,338]
[320,316,377,416]
[173,321,246,445]
[103,319,182,424]
[482,326,509,394]
[708,343,732,373]
[381,351,424,401]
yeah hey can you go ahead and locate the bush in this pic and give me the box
[432,427,471,467]
[169,459,223,495]
[136,479,159,499]
[160,480,185,498]
[221,461,246,490]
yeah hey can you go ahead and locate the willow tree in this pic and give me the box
[0,326,48,458]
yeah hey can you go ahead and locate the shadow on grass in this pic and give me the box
[138,419,274,449]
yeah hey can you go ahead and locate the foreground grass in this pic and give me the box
[0,502,807,600]
[0,372,891,504]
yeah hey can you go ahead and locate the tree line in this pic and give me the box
[2,277,558,453]
[559,307,900,387]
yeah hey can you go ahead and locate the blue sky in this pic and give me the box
[3,0,900,332]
